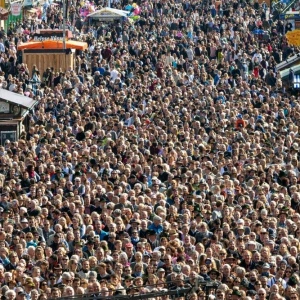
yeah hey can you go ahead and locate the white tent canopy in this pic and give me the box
[87,7,129,20]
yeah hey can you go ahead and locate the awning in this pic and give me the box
[0,89,37,109]
[280,65,300,79]
[18,40,88,50]
[88,7,130,19]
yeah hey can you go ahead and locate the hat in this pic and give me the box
[281,260,288,265]
[21,218,28,223]
[125,243,133,248]
[143,252,152,258]
[208,268,220,276]
[225,253,238,261]
[194,213,204,218]
[279,209,288,216]
[262,263,270,269]
[232,290,242,297]
[130,219,141,225]
[235,205,242,211]
[146,229,157,236]
[157,268,165,273]
[291,143,299,151]
[123,275,134,281]
[168,229,178,236]
[24,278,35,287]
[247,290,257,296]
[237,225,245,231]
[260,228,268,233]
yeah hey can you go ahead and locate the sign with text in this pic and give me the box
[280,13,300,20]
[31,30,73,42]
[33,36,64,41]
[11,2,22,16]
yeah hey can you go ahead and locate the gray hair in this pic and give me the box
[5,290,16,298]
[62,272,72,280]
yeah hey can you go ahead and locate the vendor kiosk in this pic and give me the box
[17,30,88,74]
[0,89,38,144]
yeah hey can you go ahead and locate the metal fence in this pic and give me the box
[48,279,220,300]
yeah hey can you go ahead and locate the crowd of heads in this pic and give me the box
[0,0,299,299]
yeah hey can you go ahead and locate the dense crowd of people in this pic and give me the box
[0,0,299,299]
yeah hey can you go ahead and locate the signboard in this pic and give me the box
[280,13,300,20]
[33,35,64,41]
[0,131,16,145]
[11,2,22,16]
[31,30,72,42]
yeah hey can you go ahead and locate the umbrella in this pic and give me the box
[252,29,264,34]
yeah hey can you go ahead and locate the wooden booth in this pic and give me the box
[18,30,88,74]
[0,89,38,145]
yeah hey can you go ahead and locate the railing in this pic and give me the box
[281,0,298,13]
[272,0,299,14]
[47,280,220,300]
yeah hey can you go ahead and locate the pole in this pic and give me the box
[63,0,66,50]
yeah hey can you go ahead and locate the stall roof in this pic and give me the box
[87,7,130,19]
[280,65,300,79]
[276,53,300,71]
[0,89,37,109]
[18,40,88,50]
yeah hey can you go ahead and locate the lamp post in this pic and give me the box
[62,0,66,50]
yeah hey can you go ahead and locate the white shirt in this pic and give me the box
[110,69,119,82]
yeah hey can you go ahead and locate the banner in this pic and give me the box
[11,2,22,16]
